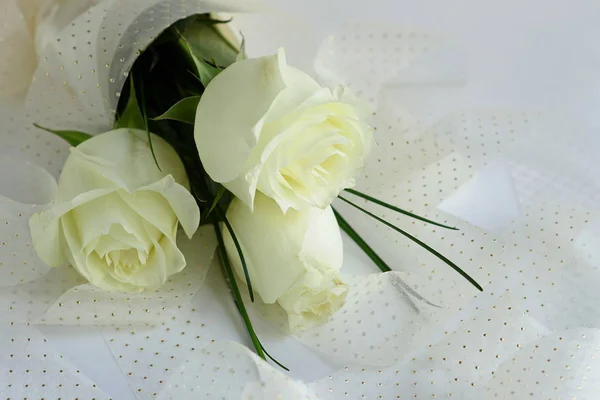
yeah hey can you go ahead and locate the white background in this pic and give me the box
[38,0,600,398]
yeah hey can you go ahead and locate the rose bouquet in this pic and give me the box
[3,1,599,399]
[22,11,480,366]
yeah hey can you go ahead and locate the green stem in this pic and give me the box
[338,195,483,292]
[212,222,265,359]
[218,208,255,302]
[139,75,161,171]
[333,207,391,273]
[334,207,442,310]
[259,341,289,371]
[344,188,458,230]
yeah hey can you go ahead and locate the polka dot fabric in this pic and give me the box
[247,205,503,367]
[0,157,57,286]
[0,325,111,399]
[315,23,452,106]
[157,341,316,400]
[308,294,549,399]
[305,21,600,400]
[486,329,600,399]
[252,270,450,366]
[0,0,101,106]
[494,203,600,332]
[333,155,502,309]
[0,107,71,179]
[104,308,212,400]
[0,268,86,325]
[24,0,262,134]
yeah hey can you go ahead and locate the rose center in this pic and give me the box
[279,119,351,195]
[104,247,149,273]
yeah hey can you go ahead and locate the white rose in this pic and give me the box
[0,0,98,103]
[223,193,347,332]
[29,129,200,292]
[195,48,372,213]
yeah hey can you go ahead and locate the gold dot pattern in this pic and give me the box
[494,203,600,331]
[157,341,316,399]
[0,325,111,399]
[308,293,549,399]
[316,23,440,107]
[0,0,100,106]
[486,329,600,399]
[1,268,85,325]
[101,0,236,115]
[104,308,210,399]
[334,156,502,307]
[246,204,502,367]
[0,107,71,179]
[0,153,89,325]
[24,3,110,135]
[23,0,257,137]
[303,22,600,399]
[0,158,57,287]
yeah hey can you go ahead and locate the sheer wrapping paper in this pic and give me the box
[0,1,599,399]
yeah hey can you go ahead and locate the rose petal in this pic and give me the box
[195,51,286,183]
[59,129,189,199]
[224,194,343,305]
[29,188,115,267]
[71,192,154,251]
[137,176,200,239]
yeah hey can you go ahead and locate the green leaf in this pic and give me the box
[151,96,201,124]
[213,222,266,360]
[196,58,222,87]
[344,188,459,230]
[219,208,255,302]
[33,124,92,147]
[204,186,227,220]
[177,17,240,65]
[338,195,483,292]
[176,33,222,87]
[115,77,146,130]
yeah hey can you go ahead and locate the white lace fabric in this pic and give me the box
[0,1,599,399]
